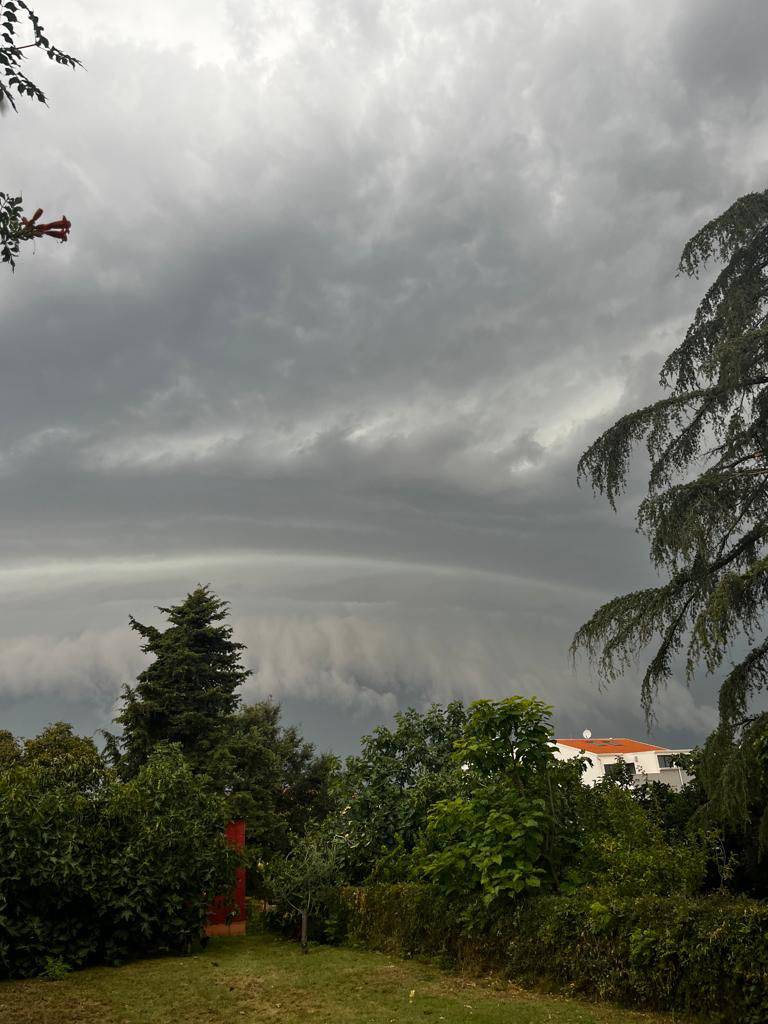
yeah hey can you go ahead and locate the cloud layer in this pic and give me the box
[0,0,764,749]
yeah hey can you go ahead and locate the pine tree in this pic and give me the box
[112,585,250,777]
[572,191,768,872]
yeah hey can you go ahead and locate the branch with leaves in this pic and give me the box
[1,1,79,268]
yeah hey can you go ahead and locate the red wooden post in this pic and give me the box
[206,819,247,937]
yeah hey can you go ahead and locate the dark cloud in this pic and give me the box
[0,0,762,751]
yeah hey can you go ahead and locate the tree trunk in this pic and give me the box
[300,910,308,953]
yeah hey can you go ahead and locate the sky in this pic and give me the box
[1,0,767,754]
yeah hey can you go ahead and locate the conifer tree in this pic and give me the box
[573,191,768,728]
[572,191,768,870]
[111,585,250,777]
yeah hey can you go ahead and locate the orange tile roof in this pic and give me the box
[556,737,665,755]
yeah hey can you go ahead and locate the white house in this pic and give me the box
[553,736,691,790]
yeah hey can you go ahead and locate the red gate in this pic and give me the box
[206,819,246,937]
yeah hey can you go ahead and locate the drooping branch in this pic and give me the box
[574,192,768,731]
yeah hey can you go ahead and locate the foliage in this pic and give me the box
[0,1,79,110]
[0,727,21,767]
[338,883,768,1023]
[109,585,251,780]
[264,825,344,936]
[332,702,468,881]
[1,2,79,267]
[38,955,71,981]
[0,191,22,266]
[225,699,337,862]
[505,891,768,1024]
[567,778,707,900]
[0,743,236,978]
[631,772,705,838]
[22,720,106,788]
[412,698,584,913]
[573,191,768,736]
[335,883,456,958]
[691,713,768,895]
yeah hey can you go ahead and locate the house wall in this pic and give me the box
[553,743,691,789]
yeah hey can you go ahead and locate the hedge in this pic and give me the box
[335,883,768,1023]
[0,749,236,978]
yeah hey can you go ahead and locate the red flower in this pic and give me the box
[20,208,71,243]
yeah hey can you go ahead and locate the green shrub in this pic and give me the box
[0,746,236,978]
[412,698,584,913]
[338,883,768,1023]
[567,781,708,900]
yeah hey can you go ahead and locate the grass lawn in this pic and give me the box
[0,933,686,1024]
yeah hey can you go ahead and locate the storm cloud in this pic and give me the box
[0,0,763,751]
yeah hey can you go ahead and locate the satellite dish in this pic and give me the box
[582,729,592,740]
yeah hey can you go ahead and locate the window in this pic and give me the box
[657,754,677,770]
[604,761,635,782]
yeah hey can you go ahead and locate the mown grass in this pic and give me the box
[0,933,688,1024]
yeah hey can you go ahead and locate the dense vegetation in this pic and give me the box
[336,884,768,1023]
[1,577,766,1023]
[0,735,235,978]
[266,696,768,1020]
[0,587,336,976]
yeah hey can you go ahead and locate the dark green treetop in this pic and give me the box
[225,699,337,859]
[111,585,251,777]
[0,728,22,768]
[573,191,768,732]
[336,701,468,881]
[23,721,105,788]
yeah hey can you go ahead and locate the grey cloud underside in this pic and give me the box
[0,0,764,750]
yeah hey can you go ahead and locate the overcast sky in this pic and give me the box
[1,0,766,753]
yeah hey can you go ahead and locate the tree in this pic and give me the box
[0,744,235,978]
[1,2,78,267]
[22,721,105,789]
[572,191,768,878]
[413,697,583,913]
[110,585,251,778]
[694,719,768,895]
[264,825,344,952]
[334,702,469,881]
[572,192,768,726]
[569,775,707,902]
[0,729,21,768]
[225,699,337,861]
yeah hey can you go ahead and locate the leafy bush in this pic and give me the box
[412,698,584,914]
[337,883,768,1023]
[332,702,468,882]
[0,745,236,978]
[567,780,707,900]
